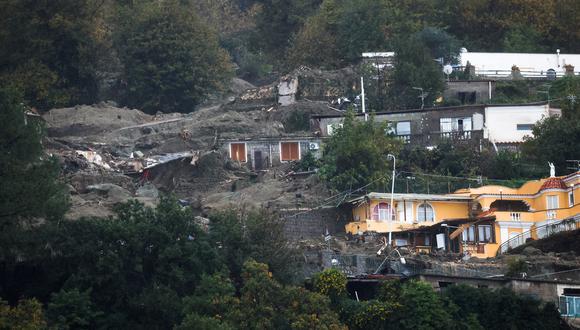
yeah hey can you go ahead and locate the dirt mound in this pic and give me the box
[44,102,153,137]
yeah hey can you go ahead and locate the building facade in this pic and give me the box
[344,172,580,258]
[222,136,323,170]
[311,102,558,148]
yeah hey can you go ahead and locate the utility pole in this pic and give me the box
[387,154,396,246]
[361,76,368,121]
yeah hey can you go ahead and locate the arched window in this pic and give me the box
[372,202,392,221]
[417,203,434,222]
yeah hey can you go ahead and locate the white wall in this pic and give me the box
[484,104,549,143]
[460,51,580,76]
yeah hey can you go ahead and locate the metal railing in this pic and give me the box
[496,215,580,256]
[396,130,483,145]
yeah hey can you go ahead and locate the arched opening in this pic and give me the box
[372,202,392,221]
[417,202,434,222]
[490,200,530,212]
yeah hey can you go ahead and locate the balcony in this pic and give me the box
[396,130,483,145]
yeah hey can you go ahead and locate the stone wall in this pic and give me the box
[280,207,348,240]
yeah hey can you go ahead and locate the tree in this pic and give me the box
[0,88,68,228]
[444,285,567,329]
[521,116,580,175]
[208,208,297,283]
[47,289,101,330]
[115,1,233,113]
[388,35,445,109]
[254,0,322,61]
[0,0,105,109]
[319,109,402,192]
[0,298,47,330]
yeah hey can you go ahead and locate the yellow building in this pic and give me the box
[345,171,580,258]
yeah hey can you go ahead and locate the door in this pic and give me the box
[254,150,263,171]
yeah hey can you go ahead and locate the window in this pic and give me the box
[230,143,246,162]
[280,142,300,161]
[372,202,393,221]
[417,203,434,222]
[440,117,472,132]
[462,226,476,242]
[396,121,411,135]
[478,225,493,243]
[569,191,575,207]
[547,195,559,210]
[517,124,533,131]
[458,91,476,104]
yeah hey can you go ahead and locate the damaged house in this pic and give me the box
[222,136,323,170]
[344,171,580,258]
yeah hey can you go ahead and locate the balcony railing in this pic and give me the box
[496,215,580,256]
[510,212,521,221]
[396,130,483,145]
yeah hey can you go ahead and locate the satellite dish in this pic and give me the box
[443,65,453,75]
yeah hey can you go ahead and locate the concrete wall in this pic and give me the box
[417,273,580,305]
[444,81,494,104]
[223,138,322,169]
[312,105,485,138]
[484,104,549,143]
[280,207,348,240]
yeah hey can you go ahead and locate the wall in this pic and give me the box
[484,104,549,143]
[460,51,580,76]
[223,138,322,169]
[444,81,494,104]
[280,208,348,240]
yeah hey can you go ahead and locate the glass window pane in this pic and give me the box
[396,121,411,135]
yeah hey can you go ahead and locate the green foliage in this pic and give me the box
[0,88,68,227]
[319,109,402,191]
[0,298,47,330]
[0,0,104,109]
[114,1,233,113]
[501,25,548,53]
[388,35,446,109]
[521,116,580,175]
[506,257,529,277]
[47,288,101,330]
[254,0,322,62]
[289,0,450,68]
[208,208,297,282]
[295,151,320,172]
[313,269,347,298]
[395,281,453,330]
[180,260,345,330]
[444,285,566,330]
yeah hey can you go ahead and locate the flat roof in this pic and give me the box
[348,192,473,204]
[311,101,548,119]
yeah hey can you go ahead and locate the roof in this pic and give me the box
[539,177,568,191]
[348,192,472,204]
[310,101,549,119]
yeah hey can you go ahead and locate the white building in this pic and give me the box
[459,49,580,78]
[484,102,561,146]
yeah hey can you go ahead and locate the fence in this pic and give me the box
[497,215,580,256]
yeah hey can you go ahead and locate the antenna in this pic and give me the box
[412,87,429,109]
[443,65,453,82]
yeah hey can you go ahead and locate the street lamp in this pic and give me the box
[387,154,396,246]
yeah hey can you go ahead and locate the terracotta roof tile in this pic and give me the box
[539,177,567,191]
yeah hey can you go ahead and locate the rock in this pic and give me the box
[136,183,159,198]
[194,216,210,232]
[87,183,132,204]
[522,246,542,256]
